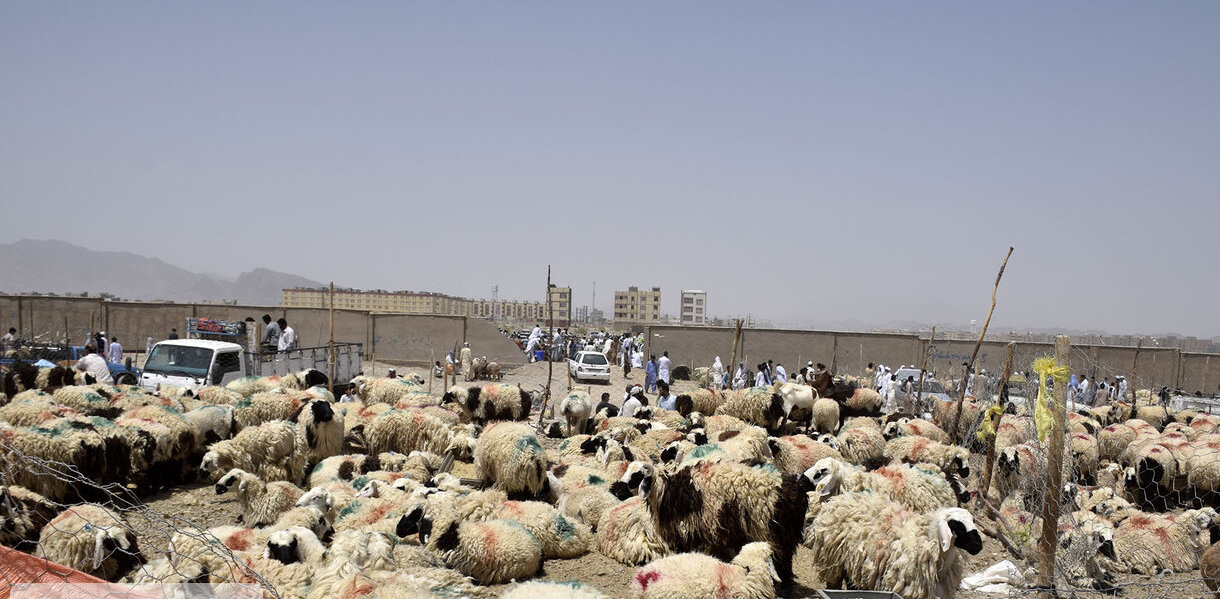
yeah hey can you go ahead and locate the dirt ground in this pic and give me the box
[132,358,1211,599]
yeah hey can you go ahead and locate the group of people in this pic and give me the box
[722,359,827,391]
[600,378,680,419]
[1070,373,1129,407]
[258,314,298,352]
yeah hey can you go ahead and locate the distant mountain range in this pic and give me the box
[0,239,322,306]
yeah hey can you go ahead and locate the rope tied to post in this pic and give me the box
[1033,356,1070,442]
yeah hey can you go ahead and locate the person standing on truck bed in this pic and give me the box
[261,315,281,350]
[277,318,297,352]
[108,337,123,364]
[75,345,113,384]
[1,327,16,355]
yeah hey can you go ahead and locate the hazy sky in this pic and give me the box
[3,3,1218,336]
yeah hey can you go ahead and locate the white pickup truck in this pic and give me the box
[138,318,363,393]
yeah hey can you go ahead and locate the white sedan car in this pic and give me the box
[569,351,611,384]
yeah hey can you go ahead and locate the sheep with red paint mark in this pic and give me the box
[805,491,983,599]
[768,434,843,476]
[800,457,963,513]
[630,541,778,599]
[362,408,453,457]
[883,435,972,480]
[835,418,887,469]
[420,517,542,584]
[593,496,670,565]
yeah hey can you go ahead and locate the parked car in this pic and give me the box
[890,368,953,404]
[569,350,611,384]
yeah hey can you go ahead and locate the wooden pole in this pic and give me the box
[982,342,1015,496]
[63,316,69,346]
[951,247,1013,443]
[917,326,935,414]
[1203,356,1210,397]
[538,266,553,427]
[729,319,743,387]
[1131,337,1142,399]
[1037,335,1070,599]
[328,282,336,392]
[429,349,434,395]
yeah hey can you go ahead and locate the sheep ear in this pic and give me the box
[239,479,249,493]
[938,519,953,552]
[92,529,108,570]
[767,557,780,583]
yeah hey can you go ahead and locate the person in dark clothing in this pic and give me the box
[594,392,619,418]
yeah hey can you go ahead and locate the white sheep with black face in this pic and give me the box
[806,492,983,599]
[35,504,143,582]
[215,467,305,526]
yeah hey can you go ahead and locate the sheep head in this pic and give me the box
[937,507,983,555]
[799,458,843,497]
[215,468,249,495]
[265,531,302,565]
[610,461,653,501]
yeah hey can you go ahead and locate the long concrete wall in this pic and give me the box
[643,323,1219,394]
[3,295,1217,390]
[0,295,526,368]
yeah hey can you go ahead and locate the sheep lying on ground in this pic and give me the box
[800,457,961,512]
[805,492,983,599]
[1111,508,1216,574]
[474,421,549,498]
[199,420,307,484]
[216,468,306,526]
[442,384,533,424]
[36,504,143,582]
[593,496,670,565]
[361,408,453,457]
[630,541,778,599]
[768,434,843,475]
[502,581,608,599]
[883,435,971,479]
[0,485,58,549]
[882,417,951,445]
[674,388,720,417]
[235,389,307,430]
[420,517,542,584]
[630,459,806,590]
[836,419,886,469]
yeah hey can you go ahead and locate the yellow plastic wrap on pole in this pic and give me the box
[1033,356,1070,442]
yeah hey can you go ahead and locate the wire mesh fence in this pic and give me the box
[0,435,282,599]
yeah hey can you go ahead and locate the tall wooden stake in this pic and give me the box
[917,326,936,413]
[952,247,1013,443]
[1131,337,1143,398]
[982,342,1015,496]
[328,282,336,392]
[729,319,743,387]
[1038,335,1070,599]
[538,266,554,427]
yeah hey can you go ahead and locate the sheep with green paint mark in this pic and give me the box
[475,421,549,497]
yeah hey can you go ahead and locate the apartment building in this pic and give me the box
[614,286,661,325]
[680,290,707,326]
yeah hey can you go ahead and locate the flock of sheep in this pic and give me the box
[3,360,1220,599]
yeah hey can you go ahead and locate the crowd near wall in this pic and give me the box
[0,295,526,368]
[645,324,1220,395]
[3,295,1218,392]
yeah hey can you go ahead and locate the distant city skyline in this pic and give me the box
[3,4,1218,337]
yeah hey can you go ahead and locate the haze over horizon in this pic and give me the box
[3,3,1218,337]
